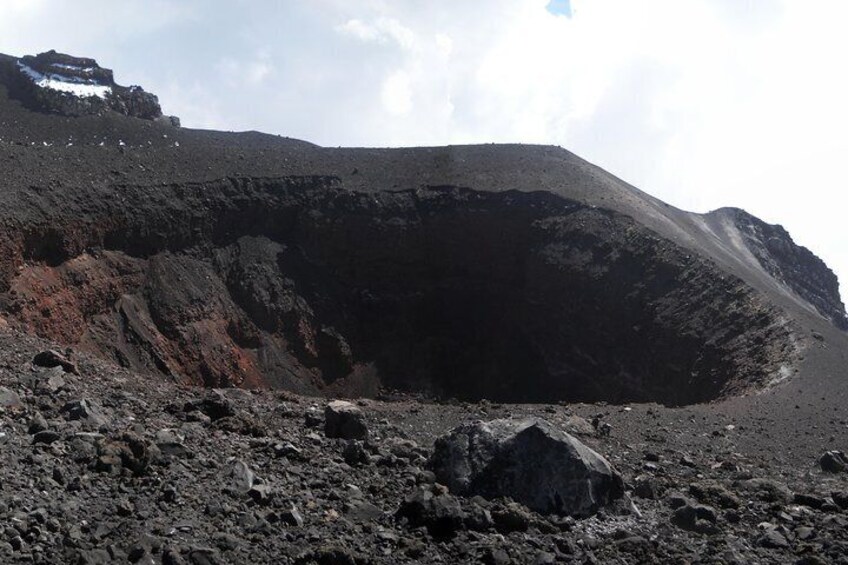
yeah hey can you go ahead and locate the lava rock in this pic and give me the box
[832,491,848,510]
[95,433,159,476]
[820,451,848,473]
[430,417,624,516]
[32,430,61,444]
[670,502,720,535]
[324,400,369,440]
[32,349,78,374]
[396,485,466,538]
[280,505,304,527]
[759,529,790,549]
[61,399,109,428]
[343,440,371,467]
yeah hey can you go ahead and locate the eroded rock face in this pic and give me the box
[0,179,797,405]
[429,418,624,516]
[3,50,178,123]
[712,207,847,329]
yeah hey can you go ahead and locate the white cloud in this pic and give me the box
[217,52,274,87]
[336,17,416,50]
[381,70,413,115]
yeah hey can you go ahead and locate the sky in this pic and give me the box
[2,0,848,302]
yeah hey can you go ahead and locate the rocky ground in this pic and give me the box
[0,330,846,564]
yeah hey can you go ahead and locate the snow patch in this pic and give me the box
[49,63,96,73]
[17,62,111,99]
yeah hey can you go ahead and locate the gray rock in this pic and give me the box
[832,490,848,509]
[324,400,368,440]
[32,349,78,374]
[280,505,304,527]
[226,459,256,494]
[247,484,274,505]
[820,451,848,473]
[61,399,108,428]
[32,430,61,444]
[28,413,49,434]
[396,485,465,538]
[671,502,720,535]
[155,429,190,459]
[492,501,533,533]
[342,440,370,466]
[758,529,790,549]
[0,387,22,410]
[345,500,383,523]
[430,418,624,516]
[633,475,660,499]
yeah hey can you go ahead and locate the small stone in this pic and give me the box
[61,399,109,428]
[225,459,256,494]
[671,503,720,535]
[758,529,789,549]
[831,491,848,509]
[272,442,302,459]
[345,501,383,523]
[155,429,190,459]
[247,484,274,505]
[32,350,78,374]
[633,475,659,499]
[793,493,825,509]
[304,408,323,429]
[28,413,49,434]
[396,485,465,538]
[680,454,697,468]
[161,485,179,503]
[280,505,304,527]
[492,501,532,534]
[482,548,511,565]
[0,387,22,410]
[342,440,370,466]
[820,451,848,473]
[795,526,815,541]
[32,430,61,445]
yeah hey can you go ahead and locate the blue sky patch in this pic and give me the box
[546,0,572,17]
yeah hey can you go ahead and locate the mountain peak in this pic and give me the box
[2,50,179,125]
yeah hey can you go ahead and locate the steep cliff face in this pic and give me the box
[1,50,179,124]
[0,178,797,405]
[708,208,847,330]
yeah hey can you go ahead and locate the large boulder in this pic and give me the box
[430,418,624,516]
[324,400,369,440]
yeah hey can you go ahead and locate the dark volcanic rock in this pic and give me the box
[324,400,369,440]
[32,349,78,374]
[396,485,466,538]
[820,451,848,473]
[3,50,178,123]
[430,418,624,516]
[712,207,848,329]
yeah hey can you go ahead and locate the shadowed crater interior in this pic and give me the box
[0,179,796,406]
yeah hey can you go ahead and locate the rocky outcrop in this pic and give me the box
[711,207,847,329]
[3,50,178,124]
[429,418,624,516]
